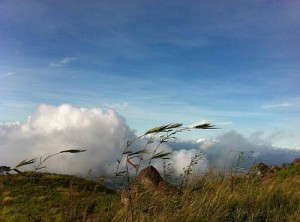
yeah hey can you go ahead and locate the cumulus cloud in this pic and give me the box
[167,131,300,171]
[1,104,299,178]
[171,149,207,175]
[0,104,136,175]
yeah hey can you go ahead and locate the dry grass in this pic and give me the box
[0,163,299,221]
[114,164,300,222]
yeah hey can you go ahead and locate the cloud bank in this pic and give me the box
[167,132,300,171]
[0,104,135,175]
[1,104,299,177]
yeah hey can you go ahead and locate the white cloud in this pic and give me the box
[171,149,207,175]
[262,98,300,109]
[2,72,14,77]
[0,104,135,175]
[49,57,78,67]
[103,102,129,110]
[262,102,291,109]
[167,131,300,171]
[0,104,299,178]
[61,57,78,64]
[216,121,233,126]
[49,63,62,67]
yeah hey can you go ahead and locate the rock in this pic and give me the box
[253,163,281,178]
[120,166,178,208]
[256,163,271,178]
[135,166,164,189]
[270,165,280,173]
[121,166,164,208]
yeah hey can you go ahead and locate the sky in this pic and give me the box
[0,1,300,174]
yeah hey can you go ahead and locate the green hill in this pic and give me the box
[0,172,119,222]
[1,161,299,222]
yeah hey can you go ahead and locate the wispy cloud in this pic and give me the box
[61,57,77,64]
[103,102,129,110]
[262,102,292,109]
[49,57,78,67]
[262,98,300,109]
[2,72,14,77]
[216,121,234,126]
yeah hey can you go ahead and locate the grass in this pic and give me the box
[113,164,300,222]
[0,172,119,222]
[1,163,298,221]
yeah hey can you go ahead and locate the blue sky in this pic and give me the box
[1,0,300,147]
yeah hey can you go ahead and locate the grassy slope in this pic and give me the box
[114,163,300,222]
[0,163,299,222]
[0,172,119,222]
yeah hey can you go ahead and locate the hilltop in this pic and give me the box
[0,159,299,222]
[0,172,119,222]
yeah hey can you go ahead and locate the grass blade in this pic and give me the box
[15,158,36,168]
[193,123,218,129]
[60,149,86,153]
[150,151,172,160]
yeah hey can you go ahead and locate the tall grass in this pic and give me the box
[111,122,217,221]
[113,166,300,222]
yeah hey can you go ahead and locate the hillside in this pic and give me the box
[1,160,299,222]
[0,172,119,222]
